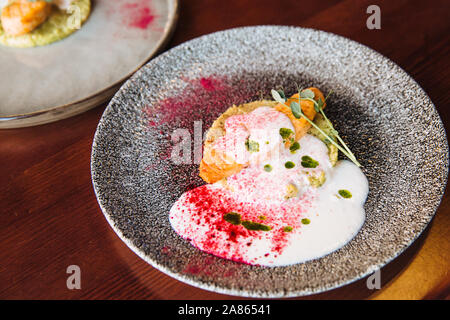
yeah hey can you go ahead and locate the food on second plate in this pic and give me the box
[170,87,369,266]
[0,0,91,48]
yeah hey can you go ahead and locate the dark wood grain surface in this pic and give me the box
[1,0,449,300]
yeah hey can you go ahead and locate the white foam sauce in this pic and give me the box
[246,160,368,266]
[170,106,369,266]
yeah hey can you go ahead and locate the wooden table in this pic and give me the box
[1,0,449,300]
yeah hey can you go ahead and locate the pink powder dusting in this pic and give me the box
[200,78,217,91]
[121,1,156,29]
[161,246,171,255]
[182,256,217,276]
[143,76,230,128]
[141,76,232,176]
[170,183,311,265]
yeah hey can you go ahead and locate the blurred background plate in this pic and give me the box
[0,0,178,128]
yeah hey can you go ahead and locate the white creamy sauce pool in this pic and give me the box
[170,106,369,266]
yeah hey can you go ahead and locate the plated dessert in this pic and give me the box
[0,0,90,47]
[170,87,369,266]
[91,26,448,296]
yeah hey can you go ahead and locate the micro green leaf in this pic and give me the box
[290,101,302,119]
[271,89,285,104]
[277,90,286,100]
[316,98,324,112]
[271,87,361,167]
[300,89,315,99]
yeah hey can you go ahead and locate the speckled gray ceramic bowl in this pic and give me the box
[0,0,179,128]
[91,26,449,297]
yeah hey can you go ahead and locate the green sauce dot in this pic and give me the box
[285,161,295,169]
[264,164,272,172]
[338,189,352,198]
[223,212,241,225]
[301,156,319,168]
[242,220,271,231]
[283,226,293,232]
[301,218,311,225]
[279,128,294,139]
[289,141,300,153]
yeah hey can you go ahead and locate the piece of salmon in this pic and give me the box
[1,1,52,36]
[274,87,326,141]
[199,87,327,184]
[200,147,244,184]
